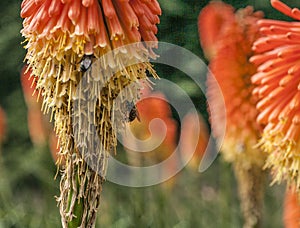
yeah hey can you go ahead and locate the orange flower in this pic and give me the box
[199,2,265,227]
[200,2,264,168]
[283,186,300,228]
[180,112,209,171]
[251,0,300,189]
[21,0,161,112]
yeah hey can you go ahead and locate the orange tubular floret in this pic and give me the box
[35,0,51,23]
[271,0,300,21]
[102,0,115,18]
[94,4,110,48]
[114,1,139,28]
[21,0,41,18]
[68,0,81,24]
[143,4,160,24]
[130,0,144,16]
[74,5,87,36]
[61,0,72,4]
[142,0,161,15]
[54,3,70,32]
[82,0,94,8]
[87,1,100,33]
[48,0,63,17]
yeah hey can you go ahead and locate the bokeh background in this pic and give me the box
[0,0,298,227]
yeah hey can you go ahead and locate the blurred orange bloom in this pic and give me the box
[49,131,60,163]
[20,65,38,107]
[180,112,209,171]
[0,107,6,144]
[21,65,49,146]
[20,65,60,161]
[198,1,235,60]
[251,0,300,189]
[123,90,178,187]
[200,1,264,167]
[283,186,300,228]
[199,2,265,227]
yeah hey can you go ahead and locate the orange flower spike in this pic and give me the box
[199,3,266,227]
[251,0,300,189]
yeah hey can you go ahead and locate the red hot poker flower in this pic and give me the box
[251,0,300,190]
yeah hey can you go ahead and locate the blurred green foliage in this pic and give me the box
[0,0,290,227]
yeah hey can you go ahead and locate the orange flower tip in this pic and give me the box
[61,0,72,4]
[102,0,116,18]
[68,1,81,23]
[293,115,300,125]
[271,0,300,20]
[198,1,234,60]
[82,0,94,8]
[48,1,63,17]
[288,67,296,76]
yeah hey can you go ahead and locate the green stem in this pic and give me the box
[68,197,84,228]
[67,171,84,228]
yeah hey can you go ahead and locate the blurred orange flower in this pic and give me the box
[21,65,49,147]
[180,112,209,171]
[251,0,300,189]
[198,1,235,60]
[283,186,300,228]
[200,1,264,170]
[0,107,6,145]
[199,2,265,227]
[20,65,60,161]
[123,90,178,188]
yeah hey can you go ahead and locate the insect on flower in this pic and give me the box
[80,55,93,72]
[124,101,140,122]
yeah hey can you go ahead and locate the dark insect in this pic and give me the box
[124,101,140,122]
[80,55,93,72]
